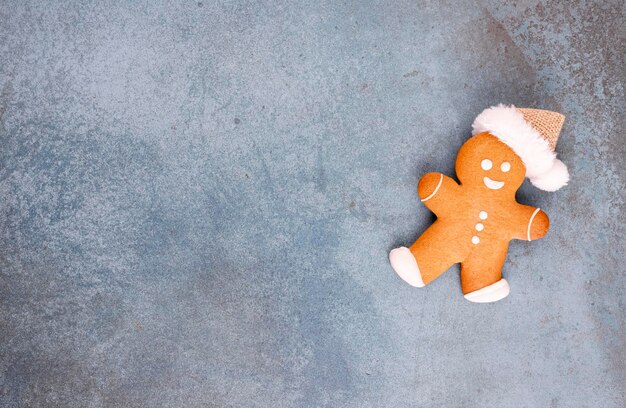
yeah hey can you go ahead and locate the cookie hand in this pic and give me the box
[418,172,460,215]
[510,205,550,241]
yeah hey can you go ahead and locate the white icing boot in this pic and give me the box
[464,279,510,303]
[389,247,425,287]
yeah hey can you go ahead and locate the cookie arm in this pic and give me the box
[510,205,550,241]
[418,172,460,213]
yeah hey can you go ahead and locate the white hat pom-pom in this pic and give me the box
[529,159,569,191]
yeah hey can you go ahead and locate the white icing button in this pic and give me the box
[475,223,484,231]
[472,236,480,244]
[479,211,488,220]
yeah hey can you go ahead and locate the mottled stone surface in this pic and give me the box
[0,1,624,407]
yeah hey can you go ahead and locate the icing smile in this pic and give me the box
[483,176,505,190]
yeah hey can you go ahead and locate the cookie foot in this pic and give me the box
[464,279,510,303]
[389,247,425,287]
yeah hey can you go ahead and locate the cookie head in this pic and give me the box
[456,133,526,193]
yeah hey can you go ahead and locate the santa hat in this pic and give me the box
[472,104,569,192]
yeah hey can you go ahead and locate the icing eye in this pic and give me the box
[481,159,492,170]
[501,162,511,172]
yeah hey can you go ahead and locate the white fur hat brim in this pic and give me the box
[472,104,568,191]
[529,158,569,192]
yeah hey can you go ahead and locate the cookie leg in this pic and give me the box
[460,244,509,303]
[391,221,467,287]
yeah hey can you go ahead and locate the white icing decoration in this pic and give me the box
[501,161,511,172]
[483,176,505,190]
[527,208,541,241]
[471,236,480,244]
[479,211,488,220]
[420,173,443,202]
[389,247,425,288]
[464,279,510,303]
[481,159,493,170]
[475,223,484,231]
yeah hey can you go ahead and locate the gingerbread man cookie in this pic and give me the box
[390,105,569,302]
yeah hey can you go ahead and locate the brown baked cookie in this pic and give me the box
[390,105,569,303]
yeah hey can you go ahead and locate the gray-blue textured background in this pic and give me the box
[0,1,624,407]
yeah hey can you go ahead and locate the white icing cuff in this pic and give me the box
[527,208,541,241]
[389,247,425,287]
[464,279,510,303]
[420,174,443,202]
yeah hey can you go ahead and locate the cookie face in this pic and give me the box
[455,133,526,194]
